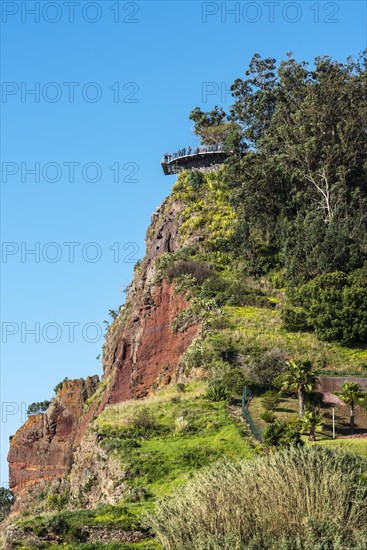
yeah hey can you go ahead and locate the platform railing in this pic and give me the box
[161,144,226,164]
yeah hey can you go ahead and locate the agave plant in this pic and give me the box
[205,381,229,402]
[174,416,191,437]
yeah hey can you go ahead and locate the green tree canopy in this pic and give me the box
[0,487,14,522]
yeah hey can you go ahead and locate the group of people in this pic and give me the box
[163,143,225,163]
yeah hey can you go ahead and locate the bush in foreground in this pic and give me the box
[148,447,367,550]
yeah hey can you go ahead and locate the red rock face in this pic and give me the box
[105,279,197,404]
[7,196,199,510]
[8,377,99,509]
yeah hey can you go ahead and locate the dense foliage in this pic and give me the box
[190,51,367,346]
[295,268,367,344]
[27,400,51,417]
[0,487,14,522]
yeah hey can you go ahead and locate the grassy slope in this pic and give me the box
[230,304,367,459]
[315,439,367,459]
[96,382,253,502]
[227,305,367,375]
[12,382,254,549]
[9,168,367,547]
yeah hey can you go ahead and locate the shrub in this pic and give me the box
[199,272,263,307]
[261,410,276,423]
[261,390,281,412]
[132,408,156,431]
[187,169,204,190]
[205,381,229,402]
[47,492,69,511]
[218,367,247,397]
[173,417,191,437]
[148,447,367,549]
[263,419,302,448]
[245,348,287,389]
[296,268,367,345]
[281,305,311,332]
[44,515,69,536]
[27,400,51,417]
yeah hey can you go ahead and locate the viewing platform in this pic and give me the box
[161,144,230,175]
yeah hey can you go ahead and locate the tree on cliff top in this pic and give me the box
[27,400,51,417]
[0,487,14,522]
[188,51,367,346]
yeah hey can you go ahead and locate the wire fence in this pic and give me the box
[317,376,367,393]
[242,387,263,442]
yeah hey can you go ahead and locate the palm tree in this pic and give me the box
[278,359,318,416]
[337,382,364,435]
[300,410,323,441]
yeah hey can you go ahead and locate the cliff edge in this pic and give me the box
[7,195,198,512]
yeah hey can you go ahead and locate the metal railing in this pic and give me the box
[162,144,226,164]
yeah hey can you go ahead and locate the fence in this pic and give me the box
[242,387,262,442]
[317,376,367,393]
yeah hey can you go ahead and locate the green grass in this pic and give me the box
[227,305,367,375]
[96,382,253,503]
[315,439,367,459]
[249,395,367,439]
[13,505,159,548]
[12,383,253,547]
[64,541,160,549]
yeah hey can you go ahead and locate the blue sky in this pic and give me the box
[1,0,366,484]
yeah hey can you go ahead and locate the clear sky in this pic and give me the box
[1,0,366,484]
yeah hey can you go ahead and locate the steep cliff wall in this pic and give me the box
[7,377,99,510]
[7,195,199,510]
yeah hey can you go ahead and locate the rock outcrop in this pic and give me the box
[7,376,99,510]
[7,195,199,510]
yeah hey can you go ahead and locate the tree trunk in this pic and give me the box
[350,403,355,435]
[298,389,304,417]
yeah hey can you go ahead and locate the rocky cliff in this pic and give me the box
[7,196,198,511]
[7,376,99,511]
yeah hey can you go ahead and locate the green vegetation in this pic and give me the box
[337,382,365,434]
[172,169,236,246]
[275,359,318,417]
[149,447,367,549]
[15,505,156,547]
[288,268,367,345]
[0,487,14,522]
[315,439,367,459]
[299,411,323,442]
[189,50,367,348]
[205,381,229,402]
[263,419,303,449]
[249,393,367,443]
[226,305,367,375]
[26,400,51,417]
[96,382,253,503]
[7,51,367,548]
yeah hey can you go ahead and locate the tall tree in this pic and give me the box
[0,487,14,522]
[300,411,323,441]
[277,359,318,416]
[337,382,364,435]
